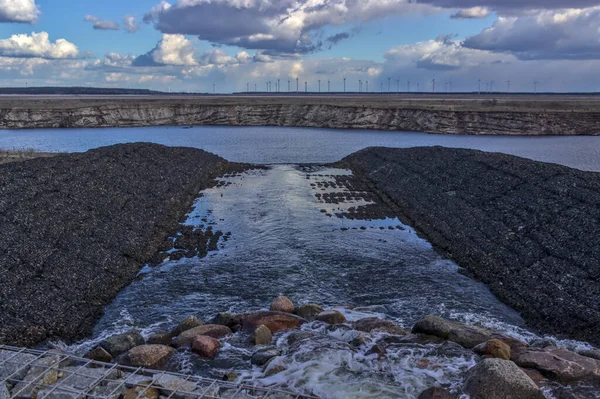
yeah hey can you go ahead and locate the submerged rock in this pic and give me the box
[253,325,273,345]
[474,339,511,360]
[463,358,544,399]
[242,311,306,333]
[211,312,243,331]
[511,346,600,383]
[99,330,145,357]
[418,387,455,399]
[171,316,203,336]
[116,344,175,369]
[192,335,220,358]
[251,349,280,366]
[295,304,324,320]
[315,310,346,325]
[270,296,295,314]
[147,331,173,346]
[175,325,232,347]
[353,317,407,335]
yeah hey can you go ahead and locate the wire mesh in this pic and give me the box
[0,345,317,399]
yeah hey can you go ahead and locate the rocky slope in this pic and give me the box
[1,101,599,135]
[0,143,247,347]
[337,147,600,346]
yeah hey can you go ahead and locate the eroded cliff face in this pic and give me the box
[1,103,599,135]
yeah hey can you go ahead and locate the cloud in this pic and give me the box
[104,72,130,82]
[134,34,197,66]
[84,14,120,31]
[326,32,350,45]
[143,0,435,55]
[417,0,600,12]
[0,32,78,59]
[463,7,600,60]
[0,0,40,23]
[123,15,139,33]
[451,7,490,19]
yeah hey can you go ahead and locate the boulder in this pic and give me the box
[474,339,511,360]
[84,346,113,363]
[0,350,37,381]
[123,386,159,399]
[211,312,243,330]
[412,315,526,349]
[418,387,454,399]
[251,349,280,366]
[147,332,173,346]
[171,316,203,336]
[1,383,8,399]
[175,325,232,347]
[270,296,295,313]
[116,345,175,369]
[52,366,122,390]
[253,325,272,345]
[99,330,145,357]
[242,311,306,333]
[192,335,220,358]
[579,350,600,361]
[353,317,407,335]
[315,310,346,325]
[463,358,544,399]
[520,368,546,387]
[511,346,600,383]
[153,374,197,393]
[295,304,324,320]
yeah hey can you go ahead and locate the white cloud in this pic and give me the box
[463,7,600,60]
[451,7,490,19]
[123,15,139,33]
[0,32,78,59]
[139,34,198,66]
[0,0,40,23]
[104,72,130,82]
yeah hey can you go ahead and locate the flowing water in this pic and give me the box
[4,126,597,397]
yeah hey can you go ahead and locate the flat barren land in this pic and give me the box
[0,94,599,134]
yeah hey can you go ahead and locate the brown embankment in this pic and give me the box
[0,94,599,135]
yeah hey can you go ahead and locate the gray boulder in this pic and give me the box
[463,358,544,399]
[171,316,203,336]
[0,350,37,382]
[99,330,145,357]
[512,346,600,383]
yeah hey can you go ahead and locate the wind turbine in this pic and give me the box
[534,80,538,94]
[490,80,494,92]
[506,79,510,93]
[366,81,369,92]
[288,79,291,92]
[358,80,362,93]
[255,83,257,92]
[278,79,280,93]
[397,79,400,93]
[318,79,321,93]
[407,80,411,93]
[213,83,215,94]
[477,79,481,94]
[328,80,330,92]
[305,81,308,92]
[343,77,346,93]
[431,77,435,93]
[296,78,299,93]
[388,77,391,93]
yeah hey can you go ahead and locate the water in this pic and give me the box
[64,165,594,398]
[1,126,600,170]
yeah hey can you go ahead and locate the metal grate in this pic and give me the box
[0,345,317,398]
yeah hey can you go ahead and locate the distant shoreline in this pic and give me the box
[0,95,599,135]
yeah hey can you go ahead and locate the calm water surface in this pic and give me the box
[1,125,599,170]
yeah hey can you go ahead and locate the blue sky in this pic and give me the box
[0,0,599,92]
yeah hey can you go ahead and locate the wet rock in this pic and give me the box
[223,372,238,382]
[474,339,511,360]
[353,317,408,335]
[0,350,37,381]
[251,349,280,366]
[295,304,324,320]
[84,346,113,363]
[463,358,544,399]
[175,325,232,347]
[100,330,145,357]
[531,338,557,348]
[89,381,128,398]
[116,345,175,369]
[211,312,243,331]
[270,296,295,313]
[412,315,525,349]
[147,331,173,346]
[579,350,600,361]
[11,355,61,397]
[191,335,220,358]
[366,344,387,359]
[242,311,306,333]
[253,325,272,345]
[418,387,455,399]
[427,341,475,359]
[315,310,346,325]
[171,316,203,336]
[56,366,123,390]
[520,368,546,387]
[511,346,600,383]
[153,374,197,393]
[123,386,160,399]
[0,383,8,399]
[264,358,287,377]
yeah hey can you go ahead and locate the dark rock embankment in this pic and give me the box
[337,147,600,346]
[0,143,247,347]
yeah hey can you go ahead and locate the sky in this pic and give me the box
[0,0,599,93]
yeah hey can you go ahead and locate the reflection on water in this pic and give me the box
[1,125,600,170]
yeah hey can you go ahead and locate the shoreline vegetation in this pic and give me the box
[0,95,599,134]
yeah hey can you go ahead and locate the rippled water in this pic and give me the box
[1,126,600,170]
[64,165,593,398]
